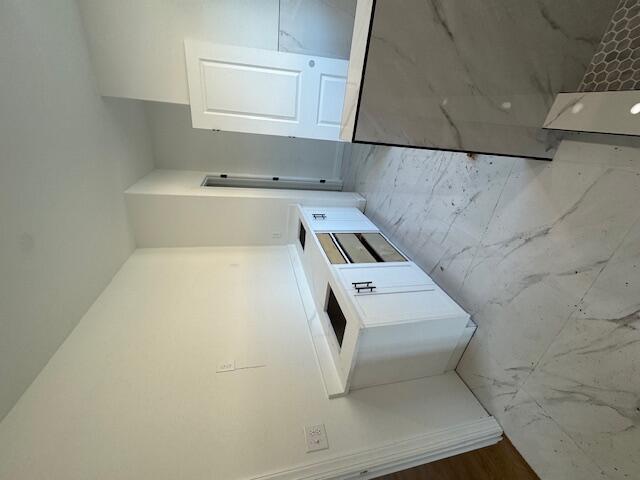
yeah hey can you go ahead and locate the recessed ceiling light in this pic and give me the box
[630,103,640,115]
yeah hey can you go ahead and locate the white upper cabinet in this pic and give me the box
[185,40,348,141]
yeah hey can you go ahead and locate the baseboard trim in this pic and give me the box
[249,416,502,480]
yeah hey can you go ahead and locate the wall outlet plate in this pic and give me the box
[304,424,329,452]
[217,360,235,373]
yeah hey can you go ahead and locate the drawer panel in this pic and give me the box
[334,233,377,263]
[360,233,406,262]
[337,263,435,291]
[317,233,347,264]
[354,289,468,327]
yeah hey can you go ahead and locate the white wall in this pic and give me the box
[77,0,280,105]
[79,0,355,181]
[0,0,154,420]
[146,102,344,179]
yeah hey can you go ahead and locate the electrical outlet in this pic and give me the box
[304,424,329,452]
[217,360,235,373]
[272,232,282,239]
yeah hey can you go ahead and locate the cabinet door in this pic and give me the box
[336,263,468,327]
[354,289,468,327]
[185,40,348,141]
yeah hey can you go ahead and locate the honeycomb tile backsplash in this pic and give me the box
[580,0,640,92]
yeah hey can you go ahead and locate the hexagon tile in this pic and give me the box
[580,0,640,92]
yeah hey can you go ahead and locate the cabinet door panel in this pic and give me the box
[317,233,347,264]
[360,233,406,262]
[185,40,348,141]
[354,289,467,327]
[337,263,435,292]
[334,233,377,263]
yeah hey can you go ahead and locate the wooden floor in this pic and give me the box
[376,438,539,480]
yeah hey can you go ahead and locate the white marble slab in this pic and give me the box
[522,218,640,480]
[354,0,618,158]
[459,160,640,384]
[343,144,517,304]
[342,137,640,478]
[501,389,607,480]
[278,0,356,59]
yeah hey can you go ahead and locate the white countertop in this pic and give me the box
[126,169,365,202]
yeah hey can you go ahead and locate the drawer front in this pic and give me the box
[360,233,406,262]
[333,233,407,264]
[337,263,435,293]
[317,233,347,264]
[350,317,468,389]
[334,233,377,263]
[354,288,468,327]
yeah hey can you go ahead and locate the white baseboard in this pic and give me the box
[249,417,502,480]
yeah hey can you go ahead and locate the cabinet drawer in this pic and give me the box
[317,233,347,264]
[337,263,435,293]
[303,207,377,232]
[334,232,406,264]
[360,233,406,262]
[354,288,468,327]
[334,233,377,263]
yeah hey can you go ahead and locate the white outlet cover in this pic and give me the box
[217,360,235,373]
[304,424,329,452]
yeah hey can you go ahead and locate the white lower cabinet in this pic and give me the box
[294,206,475,396]
[336,264,469,390]
[349,319,465,390]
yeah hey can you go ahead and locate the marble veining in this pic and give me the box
[521,217,640,479]
[355,0,618,159]
[343,137,640,479]
[278,0,356,60]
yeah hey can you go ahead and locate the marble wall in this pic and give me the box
[278,0,356,59]
[343,138,640,479]
[355,0,619,159]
